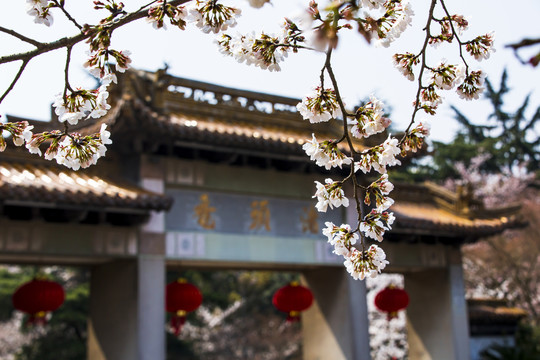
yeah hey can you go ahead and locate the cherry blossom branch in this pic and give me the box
[0,0,188,66]
[322,46,366,239]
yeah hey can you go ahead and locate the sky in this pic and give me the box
[1,0,539,143]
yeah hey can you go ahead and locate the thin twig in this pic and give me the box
[439,0,470,73]
[0,59,30,104]
[401,0,438,139]
[64,45,74,94]
[52,0,84,31]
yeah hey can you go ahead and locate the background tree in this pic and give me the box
[429,69,540,181]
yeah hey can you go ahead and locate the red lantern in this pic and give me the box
[374,285,409,320]
[272,281,313,322]
[166,278,203,335]
[12,278,65,326]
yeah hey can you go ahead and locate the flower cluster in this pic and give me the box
[365,174,394,211]
[416,61,465,113]
[344,245,389,280]
[430,61,465,90]
[393,53,419,81]
[355,136,402,174]
[147,1,187,30]
[216,20,303,73]
[466,32,495,61]
[360,209,395,242]
[297,87,342,123]
[217,32,290,72]
[457,70,486,100]
[84,49,132,85]
[188,0,241,34]
[401,121,430,154]
[364,0,414,47]
[313,179,349,212]
[429,15,468,46]
[351,96,390,138]
[26,0,53,26]
[323,223,390,281]
[303,134,352,170]
[0,121,34,152]
[391,9,494,114]
[53,86,111,125]
[323,222,358,257]
[25,124,112,170]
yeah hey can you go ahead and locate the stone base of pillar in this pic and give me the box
[88,257,165,360]
[405,249,470,360]
[302,268,371,360]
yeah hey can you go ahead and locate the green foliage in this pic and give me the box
[480,324,540,360]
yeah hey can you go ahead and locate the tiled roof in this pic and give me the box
[131,99,321,156]
[0,161,172,212]
[67,71,362,159]
[392,202,521,237]
[467,298,527,336]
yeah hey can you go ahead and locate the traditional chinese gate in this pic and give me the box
[0,69,522,360]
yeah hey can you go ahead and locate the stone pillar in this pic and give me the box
[405,247,470,360]
[88,260,138,360]
[302,268,371,360]
[87,257,165,360]
[137,255,166,360]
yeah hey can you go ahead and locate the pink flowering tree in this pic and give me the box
[0,0,494,280]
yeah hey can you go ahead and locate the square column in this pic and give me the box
[87,256,165,360]
[404,248,470,360]
[302,268,371,360]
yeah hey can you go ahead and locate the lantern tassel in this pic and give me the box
[386,311,398,321]
[170,315,186,336]
[286,311,301,323]
[27,312,47,327]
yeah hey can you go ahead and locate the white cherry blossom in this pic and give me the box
[313,179,349,212]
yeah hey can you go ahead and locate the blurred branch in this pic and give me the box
[506,38,540,50]
[506,38,540,66]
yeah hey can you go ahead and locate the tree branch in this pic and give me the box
[401,0,438,138]
[0,0,189,66]
[0,26,42,47]
[52,0,84,31]
[0,59,30,104]
[506,38,540,50]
